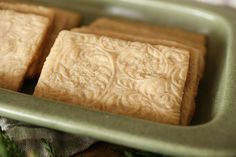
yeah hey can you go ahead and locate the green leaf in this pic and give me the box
[0,129,25,157]
[41,138,63,157]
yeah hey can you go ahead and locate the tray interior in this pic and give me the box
[21,0,229,125]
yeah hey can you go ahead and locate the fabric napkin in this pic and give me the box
[0,117,96,157]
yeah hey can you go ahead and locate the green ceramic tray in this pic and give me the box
[1,0,236,156]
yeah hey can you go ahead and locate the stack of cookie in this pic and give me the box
[34,18,206,125]
[0,1,206,125]
[0,2,80,90]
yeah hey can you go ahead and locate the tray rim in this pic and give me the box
[0,0,236,156]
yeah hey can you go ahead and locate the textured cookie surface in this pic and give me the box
[30,8,81,77]
[0,2,55,78]
[0,10,49,90]
[0,2,55,21]
[72,27,201,125]
[90,18,206,51]
[0,2,81,78]
[90,18,206,79]
[34,31,190,125]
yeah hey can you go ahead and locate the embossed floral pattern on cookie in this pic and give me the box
[0,10,49,90]
[34,31,190,124]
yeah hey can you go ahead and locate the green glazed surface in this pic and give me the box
[0,0,236,156]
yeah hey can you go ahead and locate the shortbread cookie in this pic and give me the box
[0,2,81,78]
[0,2,55,21]
[90,18,206,79]
[0,2,55,78]
[0,10,50,90]
[90,18,206,50]
[34,31,190,125]
[27,7,81,77]
[72,27,201,125]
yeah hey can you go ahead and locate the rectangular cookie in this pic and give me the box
[0,2,81,78]
[0,10,50,91]
[80,17,207,125]
[0,2,55,21]
[34,31,190,125]
[0,2,55,78]
[72,27,201,125]
[26,7,81,78]
[90,18,206,50]
[90,18,206,79]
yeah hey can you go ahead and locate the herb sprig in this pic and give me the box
[41,138,63,157]
[0,130,63,157]
[0,129,163,157]
[0,129,25,157]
